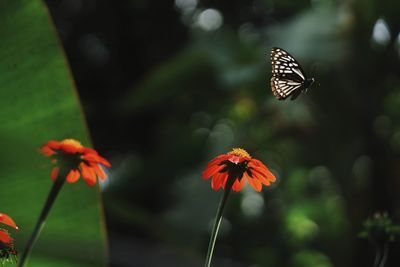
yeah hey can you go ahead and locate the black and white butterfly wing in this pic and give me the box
[270,47,312,100]
[270,76,303,100]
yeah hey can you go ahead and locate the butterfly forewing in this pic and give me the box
[270,47,313,100]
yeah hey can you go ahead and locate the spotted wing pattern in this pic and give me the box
[270,47,308,100]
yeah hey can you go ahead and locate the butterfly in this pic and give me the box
[270,47,314,100]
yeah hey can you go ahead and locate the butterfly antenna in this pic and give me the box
[309,63,320,88]
[310,63,318,78]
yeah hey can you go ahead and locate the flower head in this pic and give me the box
[202,148,276,192]
[0,213,18,264]
[359,212,400,245]
[0,230,17,259]
[40,139,111,186]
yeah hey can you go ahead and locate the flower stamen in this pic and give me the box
[60,139,83,148]
[227,148,251,158]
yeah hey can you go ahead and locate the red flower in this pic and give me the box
[0,230,17,262]
[202,148,276,192]
[0,230,12,245]
[0,214,18,230]
[0,213,18,262]
[40,139,111,186]
[0,213,18,245]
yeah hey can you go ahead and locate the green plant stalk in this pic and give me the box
[373,244,381,267]
[373,242,389,267]
[378,242,389,267]
[204,176,234,267]
[18,170,66,267]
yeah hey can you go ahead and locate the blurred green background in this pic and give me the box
[13,0,400,266]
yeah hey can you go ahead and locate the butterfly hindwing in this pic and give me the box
[270,47,314,100]
[271,76,303,100]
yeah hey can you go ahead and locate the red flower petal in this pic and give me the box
[46,140,61,150]
[227,154,250,164]
[0,214,18,230]
[249,159,276,182]
[249,168,271,186]
[211,174,221,190]
[232,177,246,192]
[50,167,59,181]
[205,155,230,168]
[220,175,228,189]
[60,144,81,154]
[259,166,276,182]
[82,153,111,167]
[0,230,12,244]
[203,149,276,192]
[40,145,55,156]
[246,174,262,192]
[80,163,97,186]
[90,163,106,180]
[66,169,80,183]
[96,155,111,168]
[202,164,225,180]
[40,139,111,186]
[82,147,97,154]
[211,173,228,190]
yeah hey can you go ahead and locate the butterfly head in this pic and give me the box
[305,77,315,87]
[302,78,314,93]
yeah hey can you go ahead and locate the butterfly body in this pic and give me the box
[270,47,314,100]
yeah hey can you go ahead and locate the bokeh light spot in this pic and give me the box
[241,189,265,218]
[196,8,223,31]
[232,97,256,121]
[371,18,391,46]
[286,209,318,241]
[208,120,235,150]
[290,250,334,267]
[308,166,332,187]
[79,34,110,66]
[175,0,197,13]
[208,217,231,237]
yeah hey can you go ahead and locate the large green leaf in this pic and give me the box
[0,0,107,266]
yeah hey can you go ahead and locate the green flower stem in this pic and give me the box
[18,169,66,267]
[374,242,389,267]
[204,177,234,267]
[378,242,389,267]
[373,244,381,267]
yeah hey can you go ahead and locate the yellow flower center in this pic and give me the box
[61,139,83,148]
[227,148,251,158]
